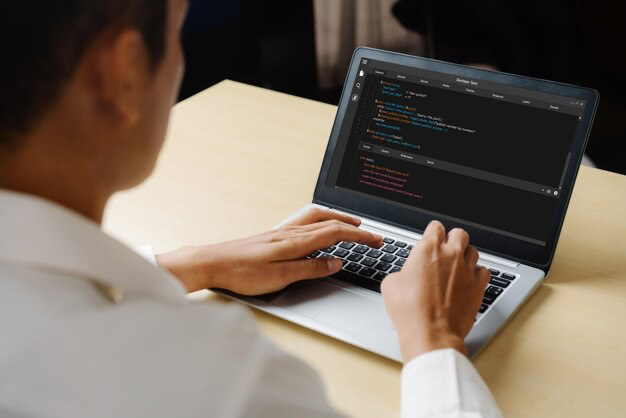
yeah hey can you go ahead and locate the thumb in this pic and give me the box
[280,256,343,283]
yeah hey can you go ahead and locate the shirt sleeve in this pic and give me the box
[238,336,347,418]
[401,349,502,418]
[133,244,189,295]
[198,302,345,418]
[134,244,157,265]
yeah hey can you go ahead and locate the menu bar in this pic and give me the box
[362,59,585,117]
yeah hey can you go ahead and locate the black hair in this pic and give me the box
[0,0,168,148]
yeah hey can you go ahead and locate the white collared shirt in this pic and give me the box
[0,189,502,418]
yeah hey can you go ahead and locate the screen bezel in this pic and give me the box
[312,47,599,271]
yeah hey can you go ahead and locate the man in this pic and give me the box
[0,1,501,417]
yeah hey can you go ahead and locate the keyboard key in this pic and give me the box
[486,285,503,296]
[381,254,397,263]
[333,248,349,258]
[374,261,392,271]
[321,246,336,253]
[373,272,387,281]
[407,244,413,250]
[501,273,516,280]
[353,245,369,254]
[359,267,376,277]
[381,244,398,254]
[308,250,321,258]
[346,253,363,262]
[366,249,383,258]
[395,241,407,248]
[490,277,510,288]
[396,249,410,258]
[341,258,349,266]
[360,257,377,267]
[394,258,406,266]
[488,268,500,276]
[338,242,356,250]
[482,290,502,305]
[345,263,362,273]
[479,303,488,313]
[382,237,395,244]
[390,266,401,273]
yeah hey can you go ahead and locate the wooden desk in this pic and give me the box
[104,80,626,418]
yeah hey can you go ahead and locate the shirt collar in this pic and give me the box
[0,188,186,304]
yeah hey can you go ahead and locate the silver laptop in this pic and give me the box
[218,47,598,361]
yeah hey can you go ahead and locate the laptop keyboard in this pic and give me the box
[308,235,518,317]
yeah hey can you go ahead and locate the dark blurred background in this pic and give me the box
[179,0,626,175]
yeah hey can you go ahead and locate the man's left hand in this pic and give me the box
[155,208,383,294]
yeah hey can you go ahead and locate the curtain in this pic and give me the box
[314,0,424,89]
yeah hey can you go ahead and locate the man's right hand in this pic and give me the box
[381,221,490,363]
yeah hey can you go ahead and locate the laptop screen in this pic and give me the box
[325,58,587,247]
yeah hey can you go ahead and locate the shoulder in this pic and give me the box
[1,275,269,417]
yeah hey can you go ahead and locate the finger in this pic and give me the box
[422,220,446,244]
[274,256,343,283]
[290,219,360,233]
[464,245,479,267]
[284,208,361,227]
[311,223,383,248]
[292,219,382,244]
[446,228,469,255]
[476,266,490,288]
[285,224,383,258]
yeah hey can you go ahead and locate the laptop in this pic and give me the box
[217,47,598,361]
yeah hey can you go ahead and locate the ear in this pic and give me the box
[96,29,150,126]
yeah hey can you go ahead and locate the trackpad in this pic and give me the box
[274,280,393,336]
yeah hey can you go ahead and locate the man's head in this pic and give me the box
[0,0,188,220]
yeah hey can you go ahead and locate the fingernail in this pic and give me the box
[353,217,361,224]
[327,258,342,272]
